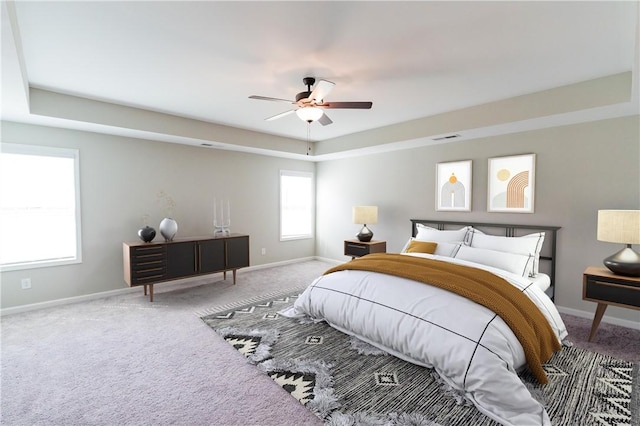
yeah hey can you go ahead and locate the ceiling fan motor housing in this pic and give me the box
[296,91,312,102]
[296,77,316,102]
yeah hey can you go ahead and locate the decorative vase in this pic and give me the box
[137,226,156,243]
[159,218,178,241]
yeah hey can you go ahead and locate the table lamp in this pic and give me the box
[353,206,378,242]
[597,209,640,276]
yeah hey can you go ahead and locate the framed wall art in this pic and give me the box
[487,153,536,213]
[436,160,472,211]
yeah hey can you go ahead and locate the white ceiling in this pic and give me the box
[2,1,639,158]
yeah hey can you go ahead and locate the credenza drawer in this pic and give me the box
[130,245,165,259]
[131,262,166,283]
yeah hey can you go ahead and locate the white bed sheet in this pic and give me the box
[531,273,551,292]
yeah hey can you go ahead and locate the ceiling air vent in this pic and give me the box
[432,134,461,141]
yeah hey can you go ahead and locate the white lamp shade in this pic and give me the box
[597,210,640,244]
[296,107,324,122]
[353,206,378,224]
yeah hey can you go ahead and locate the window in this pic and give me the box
[0,143,82,271]
[280,170,314,240]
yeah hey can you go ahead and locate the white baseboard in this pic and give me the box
[313,256,342,265]
[0,257,322,317]
[238,256,319,272]
[556,305,640,330]
[0,286,138,316]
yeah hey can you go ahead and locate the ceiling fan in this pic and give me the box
[249,77,372,126]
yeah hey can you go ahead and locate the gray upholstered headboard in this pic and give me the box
[410,219,561,301]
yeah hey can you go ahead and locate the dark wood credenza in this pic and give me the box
[123,234,250,302]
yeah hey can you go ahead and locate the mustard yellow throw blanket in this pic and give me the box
[325,253,561,383]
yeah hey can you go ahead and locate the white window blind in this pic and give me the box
[0,143,82,271]
[280,170,314,241]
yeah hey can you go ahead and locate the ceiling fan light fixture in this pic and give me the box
[296,107,324,123]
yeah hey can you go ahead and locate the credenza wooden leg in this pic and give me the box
[588,303,608,342]
[149,284,154,303]
[233,269,237,284]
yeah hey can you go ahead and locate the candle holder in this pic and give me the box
[213,198,231,237]
[214,223,230,237]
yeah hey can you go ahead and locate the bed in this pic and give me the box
[281,220,566,426]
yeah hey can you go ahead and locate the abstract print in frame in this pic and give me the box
[488,153,536,213]
[436,160,472,211]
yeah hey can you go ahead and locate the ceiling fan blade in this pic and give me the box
[321,101,373,109]
[249,95,294,104]
[309,79,335,103]
[265,110,296,121]
[318,113,333,126]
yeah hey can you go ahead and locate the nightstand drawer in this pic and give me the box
[345,242,370,257]
[584,277,640,308]
[344,239,386,258]
[582,266,640,342]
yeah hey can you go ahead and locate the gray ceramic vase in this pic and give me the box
[159,218,178,241]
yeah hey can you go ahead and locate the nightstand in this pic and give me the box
[582,266,640,341]
[344,239,386,259]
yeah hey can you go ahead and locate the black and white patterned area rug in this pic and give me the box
[201,294,638,426]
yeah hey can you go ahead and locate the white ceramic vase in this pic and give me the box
[159,217,178,241]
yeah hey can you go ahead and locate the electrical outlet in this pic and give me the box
[21,278,31,290]
[261,248,266,255]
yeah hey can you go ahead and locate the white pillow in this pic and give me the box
[454,245,534,277]
[467,229,545,276]
[415,224,471,244]
[435,242,462,257]
[401,238,461,257]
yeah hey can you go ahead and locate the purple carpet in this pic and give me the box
[561,313,640,363]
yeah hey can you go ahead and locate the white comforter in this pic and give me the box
[281,253,568,426]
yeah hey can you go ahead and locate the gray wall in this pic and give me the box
[0,121,315,308]
[2,116,640,327]
[316,115,640,324]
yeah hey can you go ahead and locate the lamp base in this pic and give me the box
[603,245,640,277]
[357,225,373,242]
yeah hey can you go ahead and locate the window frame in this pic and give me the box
[279,170,315,241]
[0,143,83,271]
